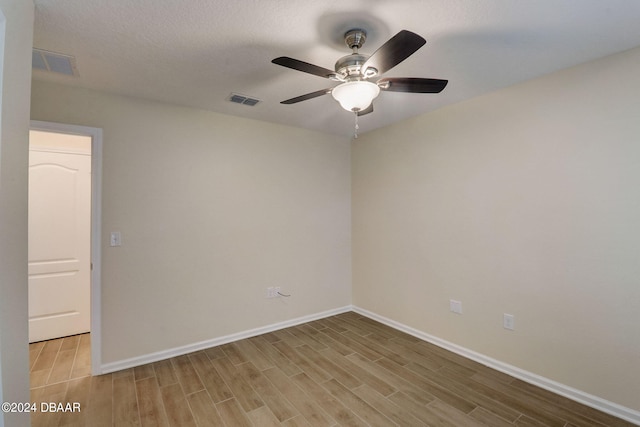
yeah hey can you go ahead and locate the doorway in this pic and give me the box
[28,130,91,342]
[28,120,103,375]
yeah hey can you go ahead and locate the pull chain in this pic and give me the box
[354,111,359,139]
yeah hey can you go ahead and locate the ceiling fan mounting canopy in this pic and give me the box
[344,29,367,50]
[271,28,448,114]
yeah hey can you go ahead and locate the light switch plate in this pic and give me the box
[110,231,122,247]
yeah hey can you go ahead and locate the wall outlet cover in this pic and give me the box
[449,299,463,314]
[504,313,515,330]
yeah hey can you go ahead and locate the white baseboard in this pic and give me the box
[100,305,352,374]
[351,306,640,426]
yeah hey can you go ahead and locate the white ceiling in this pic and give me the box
[32,0,640,137]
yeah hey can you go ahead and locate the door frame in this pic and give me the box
[30,120,103,375]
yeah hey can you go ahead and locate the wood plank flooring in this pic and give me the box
[29,312,635,426]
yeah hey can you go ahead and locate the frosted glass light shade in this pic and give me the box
[331,81,380,112]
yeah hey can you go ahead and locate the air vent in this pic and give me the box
[32,48,78,76]
[228,93,261,106]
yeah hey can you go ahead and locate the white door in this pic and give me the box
[28,133,92,343]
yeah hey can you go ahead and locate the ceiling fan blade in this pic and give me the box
[280,88,332,104]
[356,104,374,116]
[378,77,448,93]
[272,57,336,79]
[361,30,426,76]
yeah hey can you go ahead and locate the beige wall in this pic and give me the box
[0,0,34,425]
[353,46,640,411]
[30,81,352,364]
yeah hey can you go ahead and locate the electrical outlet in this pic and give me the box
[503,313,515,330]
[449,299,462,314]
[266,287,275,298]
[274,286,281,297]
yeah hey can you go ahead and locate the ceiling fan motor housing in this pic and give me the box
[335,53,372,79]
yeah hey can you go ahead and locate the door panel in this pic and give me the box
[28,149,91,342]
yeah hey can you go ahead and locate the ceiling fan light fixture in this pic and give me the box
[331,80,380,112]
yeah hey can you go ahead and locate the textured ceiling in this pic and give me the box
[32,0,640,137]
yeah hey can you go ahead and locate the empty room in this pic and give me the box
[1,0,640,426]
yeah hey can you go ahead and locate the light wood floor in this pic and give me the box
[29,312,634,426]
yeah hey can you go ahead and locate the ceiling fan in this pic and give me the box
[272,29,448,116]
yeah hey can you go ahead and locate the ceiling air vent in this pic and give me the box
[228,93,261,106]
[32,48,78,76]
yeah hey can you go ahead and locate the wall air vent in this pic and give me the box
[32,48,78,76]
[228,93,261,106]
